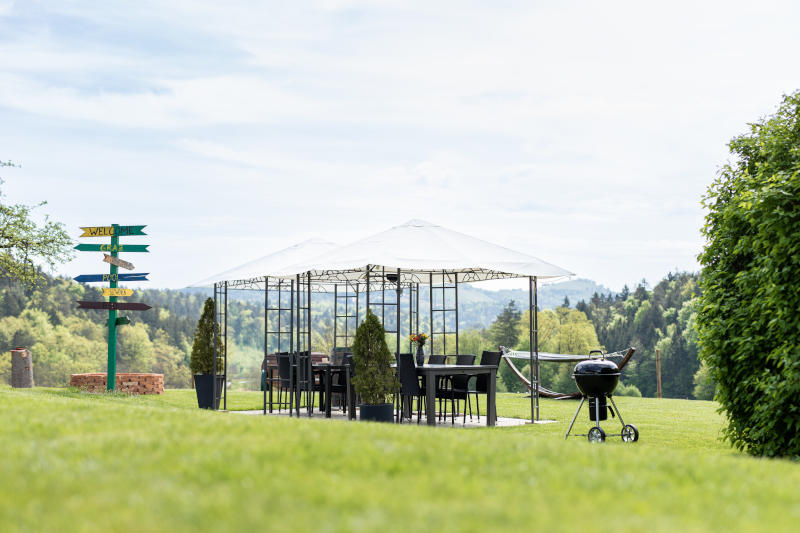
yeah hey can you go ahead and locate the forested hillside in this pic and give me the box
[575,272,704,399]
[0,272,705,398]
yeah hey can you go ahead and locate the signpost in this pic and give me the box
[77,301,152,311]
[80,225,147,237]
[103,254,135,270]
[75,243,149,253]
[102,288,134,297]
[74,273,149,283]
[74,224,149,391]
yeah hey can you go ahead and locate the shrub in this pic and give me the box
[351,310,398,405]
[692,362,716,401]
[190,298,223,375]
[697,91,800,457]
[615,381,642,398]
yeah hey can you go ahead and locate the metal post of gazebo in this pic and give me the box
[528,275,539,423]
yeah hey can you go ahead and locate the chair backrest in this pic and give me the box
[343,354,355,377]
[397,353,421,396]
[278,354,291,385]
[428,354,446,365]
[475,350,502,393]
[296,352,311,385]
[451,354,476,389]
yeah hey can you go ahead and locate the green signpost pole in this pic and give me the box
[107,224,119,391]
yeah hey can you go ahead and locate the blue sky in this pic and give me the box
[2,1,799,291]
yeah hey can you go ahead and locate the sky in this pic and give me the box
[1,0,799,292]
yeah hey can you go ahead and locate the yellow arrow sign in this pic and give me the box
[103,288,134,297]
[80,225,146,237]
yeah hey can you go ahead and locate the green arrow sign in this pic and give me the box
[115,316,131,326]
[74,243,149,253]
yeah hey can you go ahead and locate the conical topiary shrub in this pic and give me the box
[190,298,224,409]
[351,310,399,408]
[190,298,224,375]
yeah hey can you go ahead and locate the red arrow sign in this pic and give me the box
[77,301,152,311]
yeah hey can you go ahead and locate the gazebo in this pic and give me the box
[205,220,574,422]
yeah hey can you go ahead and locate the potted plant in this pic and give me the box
[351,310,399,422]
[190,298,224,409]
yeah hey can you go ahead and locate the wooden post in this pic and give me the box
[11,348,34,388]
[656,348,662,398]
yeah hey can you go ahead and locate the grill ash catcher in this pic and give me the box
[565,350,639,443]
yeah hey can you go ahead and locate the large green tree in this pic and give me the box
[488,300,521,349]
[0,166,72,285]
[697,91,800,457]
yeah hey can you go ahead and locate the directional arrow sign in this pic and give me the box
[80,225,147,237]
[74,273,149,283]
[103,288,134,297]
[103,254,134,270]
[74,244,149,253]
[115,316,131,326]
[77,301,152,311]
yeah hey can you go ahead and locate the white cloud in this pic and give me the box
[1,0,798,290]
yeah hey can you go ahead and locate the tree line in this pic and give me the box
[0,270,708,399]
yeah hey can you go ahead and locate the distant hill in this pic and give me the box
[454,279,614,328]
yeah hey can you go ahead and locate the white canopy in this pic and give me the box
[274,219,573,283]
[190,238,339,287]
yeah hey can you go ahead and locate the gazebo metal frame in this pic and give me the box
[212,266,543,423]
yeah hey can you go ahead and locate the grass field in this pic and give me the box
[1,386,799,532]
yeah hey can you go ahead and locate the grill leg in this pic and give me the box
[565,397,585,439]
[608,395,626,427]
[594,397,601,429]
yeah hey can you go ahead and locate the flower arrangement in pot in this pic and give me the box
[190,298,225,409]
[351,310,399,422]
[410,333,428,365]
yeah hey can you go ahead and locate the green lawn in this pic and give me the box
[1,386,798,532]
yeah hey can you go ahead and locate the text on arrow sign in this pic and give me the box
[103,288,134,297]
[80,225,147,237]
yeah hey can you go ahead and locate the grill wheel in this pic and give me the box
[621,424,639,442]
[588,426,606,443]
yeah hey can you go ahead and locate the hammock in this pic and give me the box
[499,347,636,399]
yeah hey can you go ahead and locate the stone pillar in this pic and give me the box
[11,347,34,388]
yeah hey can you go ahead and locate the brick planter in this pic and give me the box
[70,373,164,394]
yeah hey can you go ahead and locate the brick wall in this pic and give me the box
[70,373,164,394]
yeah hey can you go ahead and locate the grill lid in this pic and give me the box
[573,357,619,376]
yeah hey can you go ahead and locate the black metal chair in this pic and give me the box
[440,354,477,424]
[295,351,322,414]
[469,350,502,422]
[276,353,292,412]
[395,353,423,423]
[327,351,353,414]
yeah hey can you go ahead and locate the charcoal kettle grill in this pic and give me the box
[565,350,639,443]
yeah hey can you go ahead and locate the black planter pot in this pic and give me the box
[359,403,394,422]
[194,374,225,409]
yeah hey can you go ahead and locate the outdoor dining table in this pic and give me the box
[417,364,498,427]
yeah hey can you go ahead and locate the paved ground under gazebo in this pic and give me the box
[230,409,556,428]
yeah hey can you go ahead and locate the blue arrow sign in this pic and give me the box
[74,273,149,283]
